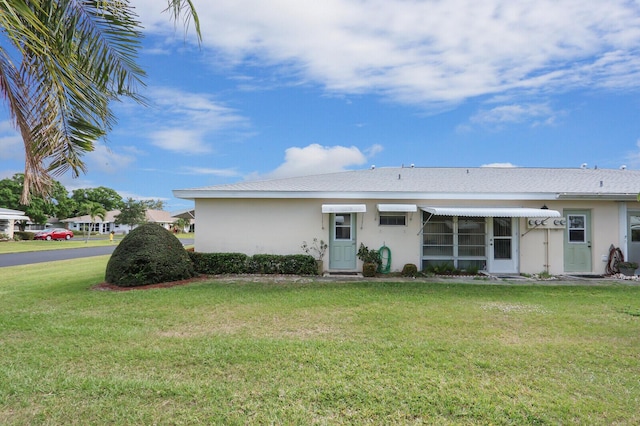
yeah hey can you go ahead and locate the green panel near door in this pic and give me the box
[564,210,592,273]
[329,213,357,270]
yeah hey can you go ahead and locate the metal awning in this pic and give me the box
[377,204,417,212]
[420,207,561,218]
[0,214,30,220]
[321,204,367,213]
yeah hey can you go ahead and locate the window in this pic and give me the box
[379,214,406,226]
[422,213,487,270]
[568,214,586,243]
[630,215,640,242]
[334,215,352,240]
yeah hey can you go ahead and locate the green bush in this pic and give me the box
[249,254,316,274]
[401,263,418,277]
[13,231,35,241]
[188,252,249,274]
[105,223,195,287]
[188,252,317,275]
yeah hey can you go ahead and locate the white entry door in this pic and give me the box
[487,217,518,273]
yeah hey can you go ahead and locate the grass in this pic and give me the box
[1,258,640,424]
[0,233,193,254]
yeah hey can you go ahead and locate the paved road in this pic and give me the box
[0,239,194,268]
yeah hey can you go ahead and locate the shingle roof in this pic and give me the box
[174,167,640,200]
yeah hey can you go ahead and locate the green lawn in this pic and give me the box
[0,233,193,254]
[1,258,639,424]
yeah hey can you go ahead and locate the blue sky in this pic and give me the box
[2,0,640,212]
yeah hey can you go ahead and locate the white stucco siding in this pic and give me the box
[354,201,422,272]
[193,197,628,275]
[195,198,326,256]
[518,201,623,275]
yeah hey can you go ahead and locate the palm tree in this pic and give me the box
[82,202,106,243]
[0,0,200,204]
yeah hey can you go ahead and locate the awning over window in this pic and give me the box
[420,207,561,218]
[377,204,417,212]
[0,214,29,220]
[322,204,367,213]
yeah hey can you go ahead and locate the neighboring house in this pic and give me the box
[0,207,30,239]
[173,167,640,276]
[171,209,195,232]
[62,209,175,234]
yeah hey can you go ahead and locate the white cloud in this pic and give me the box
[149,129,211,154]
[470,103,558,128]
[260,143,378,179]
[481,163,518,168]
[0,120,22,160]
[133,0,640,106]
[142,87,248,154]
[181,166,240,177]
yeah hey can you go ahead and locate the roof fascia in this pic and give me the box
[173,190,557,201]
[556,193,638,201]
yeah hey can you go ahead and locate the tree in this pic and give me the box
[0,173,72,226]
[140,199,165,211]
[114,198,147,230]
[71,187,124,214]
[105,223,195,287]
[1,1,200,204]
[81,202,107,242]
[173,217,190,233]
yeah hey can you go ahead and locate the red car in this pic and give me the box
[34,228,74,241]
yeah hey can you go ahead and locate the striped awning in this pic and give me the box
[420,207,561,218]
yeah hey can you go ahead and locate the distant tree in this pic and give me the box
[81,202,107,242]
[50,181,77,220]
[1,1,200,204]
[173,218,190,233]
[114,198,147,230]
[140,199,165,210]
[71,187,124,214]
[0,174,72,227]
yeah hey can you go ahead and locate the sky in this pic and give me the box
[2,0,640,213]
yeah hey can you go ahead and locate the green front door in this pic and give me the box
[564,210,592,273]
[329,213,357,270]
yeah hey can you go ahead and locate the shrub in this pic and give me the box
[188,252,249,274]
[249,254,317,275]
[105,223,195,287]
[0,233,10,241]
[401,263,418,277]
[13,231,35,241]
[188,252,317,275]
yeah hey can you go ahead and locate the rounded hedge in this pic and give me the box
[105,223,195,287]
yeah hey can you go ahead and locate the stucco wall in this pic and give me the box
[195,198,628,275]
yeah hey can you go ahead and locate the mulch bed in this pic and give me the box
[92,275,211,291]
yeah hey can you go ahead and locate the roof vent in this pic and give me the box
[620,165,627,170]
[370,165,376,170]
[580,163,588,169]
[410,164,415,168]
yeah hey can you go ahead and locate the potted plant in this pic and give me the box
[357,243,382,277]
[301,238,328,275]
[618,261,638,276]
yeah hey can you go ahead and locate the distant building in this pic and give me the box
[62,209,175,234]
[0,207,30,239]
